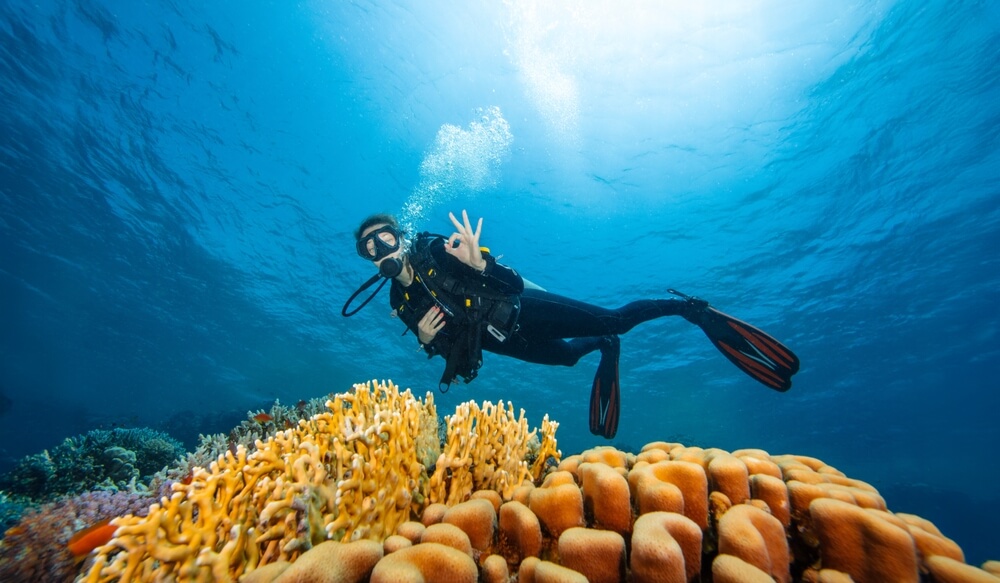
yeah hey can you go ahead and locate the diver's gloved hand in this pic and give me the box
[669,289,710,325]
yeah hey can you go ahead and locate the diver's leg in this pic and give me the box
[485,334,605,366]
[516,289,696,339]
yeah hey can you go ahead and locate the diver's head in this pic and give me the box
[355,214,406,278]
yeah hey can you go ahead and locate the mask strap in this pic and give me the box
[342,274,390,317]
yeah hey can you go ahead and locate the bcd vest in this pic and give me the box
[394,233,520,388]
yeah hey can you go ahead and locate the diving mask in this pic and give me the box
[343,225,404,318]
[356,225,401,262]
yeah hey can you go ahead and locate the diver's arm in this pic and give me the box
[432,239,524,294]
[442,209,524,294]
[390,281,447,357]
[417,306,446,345]
[420,328,450,358]
[477,254,524,294]
[445,210,486,268]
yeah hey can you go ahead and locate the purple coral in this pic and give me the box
[0,490,155,582]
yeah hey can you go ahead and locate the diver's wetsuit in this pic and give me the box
[486,289,688,366]
[389,235,691,377]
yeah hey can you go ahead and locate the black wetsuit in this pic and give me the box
[487,290,690,365]
[390,234,693,383]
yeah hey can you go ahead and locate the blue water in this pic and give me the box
[2,0,998,564]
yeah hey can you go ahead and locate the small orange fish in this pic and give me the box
[253,413,273,423]
[68,518,118,558]
[4,525,26,537]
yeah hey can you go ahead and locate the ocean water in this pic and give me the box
[1,0,998,565]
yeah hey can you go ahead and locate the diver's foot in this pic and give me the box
[600,334,620,356]
[669,289,710,325]
[590,335,621,439]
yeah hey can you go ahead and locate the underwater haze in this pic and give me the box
[2,0,998,564]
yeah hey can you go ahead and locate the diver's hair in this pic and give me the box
[354,213,401,241]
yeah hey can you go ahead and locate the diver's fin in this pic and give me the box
[670,290,800,392]
[589,335,621,438]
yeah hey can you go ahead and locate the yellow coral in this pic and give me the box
[429,401,560,506]
[531,414,561,480]
[82,380,437,582]
[78,381,560,582]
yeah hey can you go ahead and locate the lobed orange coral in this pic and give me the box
[249,440,989,583]
[243,441,994,583]
[629,510,702,583]
[717,503,790,582]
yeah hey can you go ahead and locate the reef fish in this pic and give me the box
[68,518,118,558]
[253,412,273,423]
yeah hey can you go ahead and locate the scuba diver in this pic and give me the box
[343,210,799,439]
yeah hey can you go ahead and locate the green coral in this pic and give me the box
[0,427,186,502]
[0,491,28,534]
[100,446,138,485]
[2,452,57,496]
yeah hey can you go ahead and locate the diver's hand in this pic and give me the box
[446,210,487,271]
[418,305,446,344]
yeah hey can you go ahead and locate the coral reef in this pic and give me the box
[5,378,997,582]
[81,380,439,580]
[80,380,563,582]
[429,399,559,505]
[0,491,28,534]
[0,490,155,582]
[237,441,996,583]
[0,428,185,501]
[148,395,344,491]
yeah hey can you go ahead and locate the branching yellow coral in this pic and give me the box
[530,414,560,479]
[429,401,560,505]
[82,380,437,583]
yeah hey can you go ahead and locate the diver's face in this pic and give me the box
[358,223,403,270]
